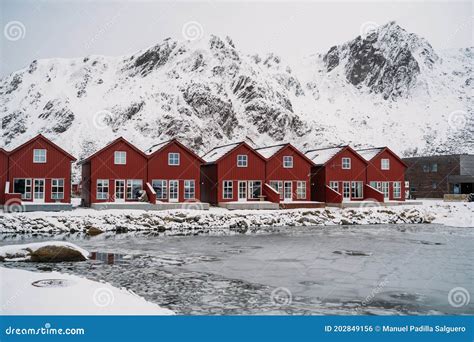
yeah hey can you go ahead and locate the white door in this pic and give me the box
[169,180,179,202]
[33,179,45,202]
[342,181,351,200]
[115,180,125,202]
[284,181,292,201]
[238,181,247,201]
[381,182,390,199]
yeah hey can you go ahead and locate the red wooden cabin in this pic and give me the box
[255,143,315,202]
[357,147,407,201]
[306,146,371,203]
[200,142,269,205]
[80,137,148,206]
[4,134,76,204]
[146,139,204,203]
[0,148,8,205]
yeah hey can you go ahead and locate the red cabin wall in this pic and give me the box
[310,166,326,202]
[216,144,266,203]
[7,138,73,203]
[0,151,8,205]
[147,141,201,202]
[366,150,406,201]
[324,148,367,201]
[81,162,91,206]
[265,146,312,201]
[200,164,217,204]
[88,141,147,203]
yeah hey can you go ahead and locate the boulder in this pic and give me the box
[30,246,87,262]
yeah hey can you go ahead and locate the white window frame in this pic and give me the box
[114,151,127,165]
[342,157,351,169]
[248,181,262,199]
[237,155,248,167]
[13,178,32,200]
[342,181,351,199]
[381,158,390,170]
[152,180,167,199]
[393,181,401,199]
[168,152,180,166]
[184,180,195,200]
[296,181,306,199]
[223,180,233,199]
[269,180,283,199]
[51,178,65,200]
[283,156,293,168]
[351,181,363,199]
[33,149,47,163]
[329,181,339,193]
[126,179,143,200]
[96,179,109,200]
[381,182,390,198]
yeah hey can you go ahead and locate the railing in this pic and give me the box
[364,184,385,202]
[145,182,157,204]
[263,183,280,203]
[325,185,342,203]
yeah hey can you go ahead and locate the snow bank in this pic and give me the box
[0,201,471,235]
[0,267,174,315]
[0,241,89,261]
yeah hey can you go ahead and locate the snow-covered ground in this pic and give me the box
[0,201,472,236]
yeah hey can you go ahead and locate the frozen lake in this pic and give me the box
[2,223,473,315]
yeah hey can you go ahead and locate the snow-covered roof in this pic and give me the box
[201,142,241,163]
[305,146,345,165]
[356,148,384,161]
[146,139,172,154]
[254,144,286,159]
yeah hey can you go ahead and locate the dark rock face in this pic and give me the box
[38,99,75,133]
[131,39,178,76]
[323,46,339,72]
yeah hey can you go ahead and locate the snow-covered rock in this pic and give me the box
[0,267,174,315]
[0,241,89,262]
[0,22,471,181]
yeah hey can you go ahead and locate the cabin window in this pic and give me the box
[114,151,127,165]
[423,164,430,172]
[351,181,363,199]
[152,180,167,199]
[342,182,351,199]
[248,181,262,199]
[96,179,109,200]
[13,178,32,200]
[283,156,293,168]
[126,180,143,200]
[168,153,180,166]
[223,181,233,199]
[342,157,351,169]
[329,181,339,193]
[51,179,64,200]
[296,181,306,199]
[33,149,47,163]
[431,163,438,172]
[381,158,390,170]
[184,180,195,200]
[432,182,437,189]
[393,182,401,199]
[237,155,248,167]
[269,181,283,199]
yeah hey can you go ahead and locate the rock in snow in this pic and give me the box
[0,241,89,262]
[0,21,472,182]
[0,267,174,315]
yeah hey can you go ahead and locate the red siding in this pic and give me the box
[310,166,326,202]
[365,149,406,201]
[212,144,266,203]
[265,145,312,201]
[7,136,74,203]
[86,140,148,204]
[200,164,217,204]
[0,150,8,204]
[147,141,202,202]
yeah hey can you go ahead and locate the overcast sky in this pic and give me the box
[0,0,472,77]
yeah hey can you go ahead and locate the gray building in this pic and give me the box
[402,154,474,198]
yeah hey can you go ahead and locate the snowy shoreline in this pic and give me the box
[1,201,472,235]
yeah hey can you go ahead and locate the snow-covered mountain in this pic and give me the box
[1,21,472,178]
